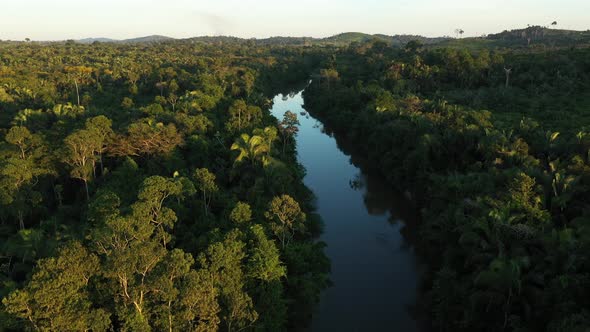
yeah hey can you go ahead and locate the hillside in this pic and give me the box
[15,26,590,49]
[436,26,590,50]
[75,35,175,44]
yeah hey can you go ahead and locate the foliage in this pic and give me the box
[0,40,328,331]
[303,40,590,331]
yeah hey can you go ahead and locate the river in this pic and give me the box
[270,90,424,331]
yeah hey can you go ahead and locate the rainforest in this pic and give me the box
[1,25,590,332]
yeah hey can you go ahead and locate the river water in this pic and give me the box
[270,90,423,331]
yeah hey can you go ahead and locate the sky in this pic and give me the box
[1,0,589,40]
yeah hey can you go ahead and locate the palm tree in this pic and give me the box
[230,133,268,166]
[253,126,278,156]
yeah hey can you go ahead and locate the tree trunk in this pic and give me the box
[18,210,24,230]
[99,153,104,175]
[504,68,512,88]
[282,136,287,156]
[84,179,90,200]
[73,78,80,106]
[168,301,173,332]
[203,191,208,216]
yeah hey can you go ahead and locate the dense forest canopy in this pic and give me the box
[304,28,590,331]
[1,26,590,331]
[0,40,330,331]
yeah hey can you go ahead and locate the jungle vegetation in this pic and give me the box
[0,40,330,331]
[304,27,590,332]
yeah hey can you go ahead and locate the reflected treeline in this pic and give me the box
[313,109,422,245]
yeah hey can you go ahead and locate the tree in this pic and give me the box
[247,225,286,281]
[405,40,424,53]
[168,93,179,111]
[253,126,278,156]
[63,129,100,200]
[125,69,141,95]
[455,28,465,38]
[504,67,512,88]
[1,126,52,229]
[91,177,183,328]
[265,195,306,248]
[229,202,252,224]
[198,232,258,331]
[121,96,135,109]
[86,115,114,175]
[5,126,34,159]
[0,158,42,229]
[246,225,287,330]
[133,176,183,247]
[226,100,262,133]
[230,133,268,166]
[108,121,183,157]
[175,268,221,331]
[173,113,212,135]
[193,168,218,216]
[2,242,110,331]
[319,68,339,87]
[279,111,299,155]
[64,65,94,106]
[156,81,168,97]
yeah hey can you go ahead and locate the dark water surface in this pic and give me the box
[270,91,423,332]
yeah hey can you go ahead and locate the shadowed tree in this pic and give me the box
[193,168,218,216]
[1,126,53,229]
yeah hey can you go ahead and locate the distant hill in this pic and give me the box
[322,32,450,46]
[487,26,590,46]
[323,32,377,44]
[122,35,175,43]
[70,27,590,49]
[77,37,118,44]
[183,33,449,47]
[75,35,175,44]
[435,26,590,50]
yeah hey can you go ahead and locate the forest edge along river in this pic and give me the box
[270,89,425,331]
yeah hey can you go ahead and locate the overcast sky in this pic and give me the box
[1,0,589,40]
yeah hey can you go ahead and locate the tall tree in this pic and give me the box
[63,129,100,200]
[279,111,299,155]
[193,168,218,216]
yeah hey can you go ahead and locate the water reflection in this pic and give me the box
[270,90,423,332]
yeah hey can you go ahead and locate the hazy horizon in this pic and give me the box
[1,0,589,41]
